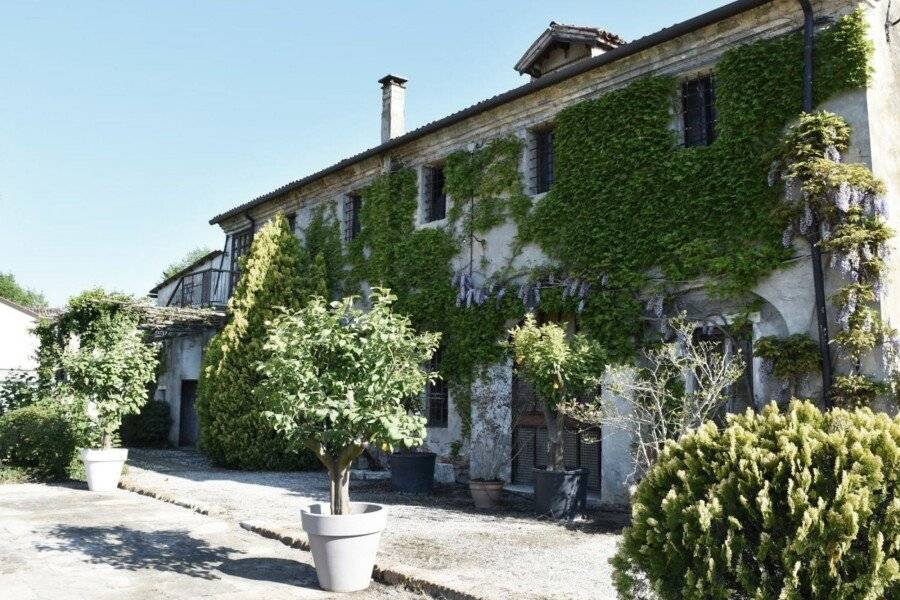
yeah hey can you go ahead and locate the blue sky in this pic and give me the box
[0,0,728,306]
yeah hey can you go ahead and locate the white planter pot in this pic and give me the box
[301,502,386,592]
[80,448,128,492]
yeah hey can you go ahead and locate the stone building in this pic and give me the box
[0,297,39,380]
[152,0,900,508]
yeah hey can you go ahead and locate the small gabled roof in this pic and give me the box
[148,250,224,295]
[514,22,625,78]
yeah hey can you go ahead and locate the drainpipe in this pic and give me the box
[798,0,833,407]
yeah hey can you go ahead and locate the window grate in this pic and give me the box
[426,347,448,427]
[343,193,362,242]
[682,75,717,147]
[535,129,555,194]
[229,229,254,293]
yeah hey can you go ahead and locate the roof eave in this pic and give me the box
[209,0,776,226]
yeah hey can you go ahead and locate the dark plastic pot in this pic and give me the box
[390,452,436,493]
[533,467,587,520]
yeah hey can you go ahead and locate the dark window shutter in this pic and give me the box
[682,75,717,147]
[536,130,555,193]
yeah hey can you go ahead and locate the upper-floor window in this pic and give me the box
[229,228,253,294]
[423,166,446,223]
[426,346,448,428]
[682,75,717,147]
[535,128,555,194]
[286,211,297,233]
[230,228,253,274]
[343,193,362,242]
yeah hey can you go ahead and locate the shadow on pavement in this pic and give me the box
[34,525,319,588]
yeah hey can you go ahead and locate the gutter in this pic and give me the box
[797,0,834,406]
[209,0,776,225]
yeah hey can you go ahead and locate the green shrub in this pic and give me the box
[613,400,900,600]
[0,403,77,481]
[119,400,172,447]
[198,214,323,470]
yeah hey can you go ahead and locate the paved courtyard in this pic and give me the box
[0,482,430,600]
[122,448,625,600]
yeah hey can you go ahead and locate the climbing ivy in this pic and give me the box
[526,10,872,361]
[303,203,345,299]
[444,136,531,241]
[322,11,874,431]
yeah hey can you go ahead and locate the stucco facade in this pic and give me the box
[0,298,38,378]
[155,0,900,508]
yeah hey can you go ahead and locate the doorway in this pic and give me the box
[179,380,199,447]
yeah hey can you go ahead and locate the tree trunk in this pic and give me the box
[542,404,565,471]
[329,466,351,516]
[101,432,113,450]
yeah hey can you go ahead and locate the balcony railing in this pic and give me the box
[165,269,237,309]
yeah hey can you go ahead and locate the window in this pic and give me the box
[343,193,362,242]
[535,129,555,194]
[426,347,448,428]
[682,75,717,147]
[424,166,446,222]
[229,229,253,275]
[286,212,297,233]
[228,228,253,294]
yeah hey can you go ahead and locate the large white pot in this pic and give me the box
[301,502,386,592]
[80,448,128,492]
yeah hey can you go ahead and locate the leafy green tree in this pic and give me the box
[0,272,46,309]
[35,289,159,449]
[197,214,324,469]
[158,246,215,283]
[506,314,604,471]
[258,289,439,514]
[613,401,900,600]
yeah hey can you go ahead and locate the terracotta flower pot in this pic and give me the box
[469,479,504,509]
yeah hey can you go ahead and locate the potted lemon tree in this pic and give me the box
[58,295,159,492]
[258,289,439,593]
[507,314,603,519]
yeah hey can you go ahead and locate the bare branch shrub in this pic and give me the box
[561,314,744,481]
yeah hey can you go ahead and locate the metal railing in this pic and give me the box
[165,269,238,309]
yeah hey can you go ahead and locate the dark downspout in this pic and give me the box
[799,0,834,407]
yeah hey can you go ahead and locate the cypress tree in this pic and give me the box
[197,214,322,469]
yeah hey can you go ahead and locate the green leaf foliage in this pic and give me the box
[754,334,820,380]
[197,214,324,470]
[34,289,160,449]
[257,289,438,469]
[0,272,46,309]
[119,400,172,447]
[0,402,77,481]
[613,400,900,600]
[524,11,871,360]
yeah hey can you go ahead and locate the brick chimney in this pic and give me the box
[379,74,407,143]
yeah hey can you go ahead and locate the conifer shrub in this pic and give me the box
[613,401,900,600]
[197,214,323,470]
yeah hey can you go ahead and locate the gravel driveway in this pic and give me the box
[0,482,430,600]
[122,448,625,600]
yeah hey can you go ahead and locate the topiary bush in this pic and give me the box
[197,214,324,470]
[119,400,172,447]
[0,402,77,481]
[613,400,900,600]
